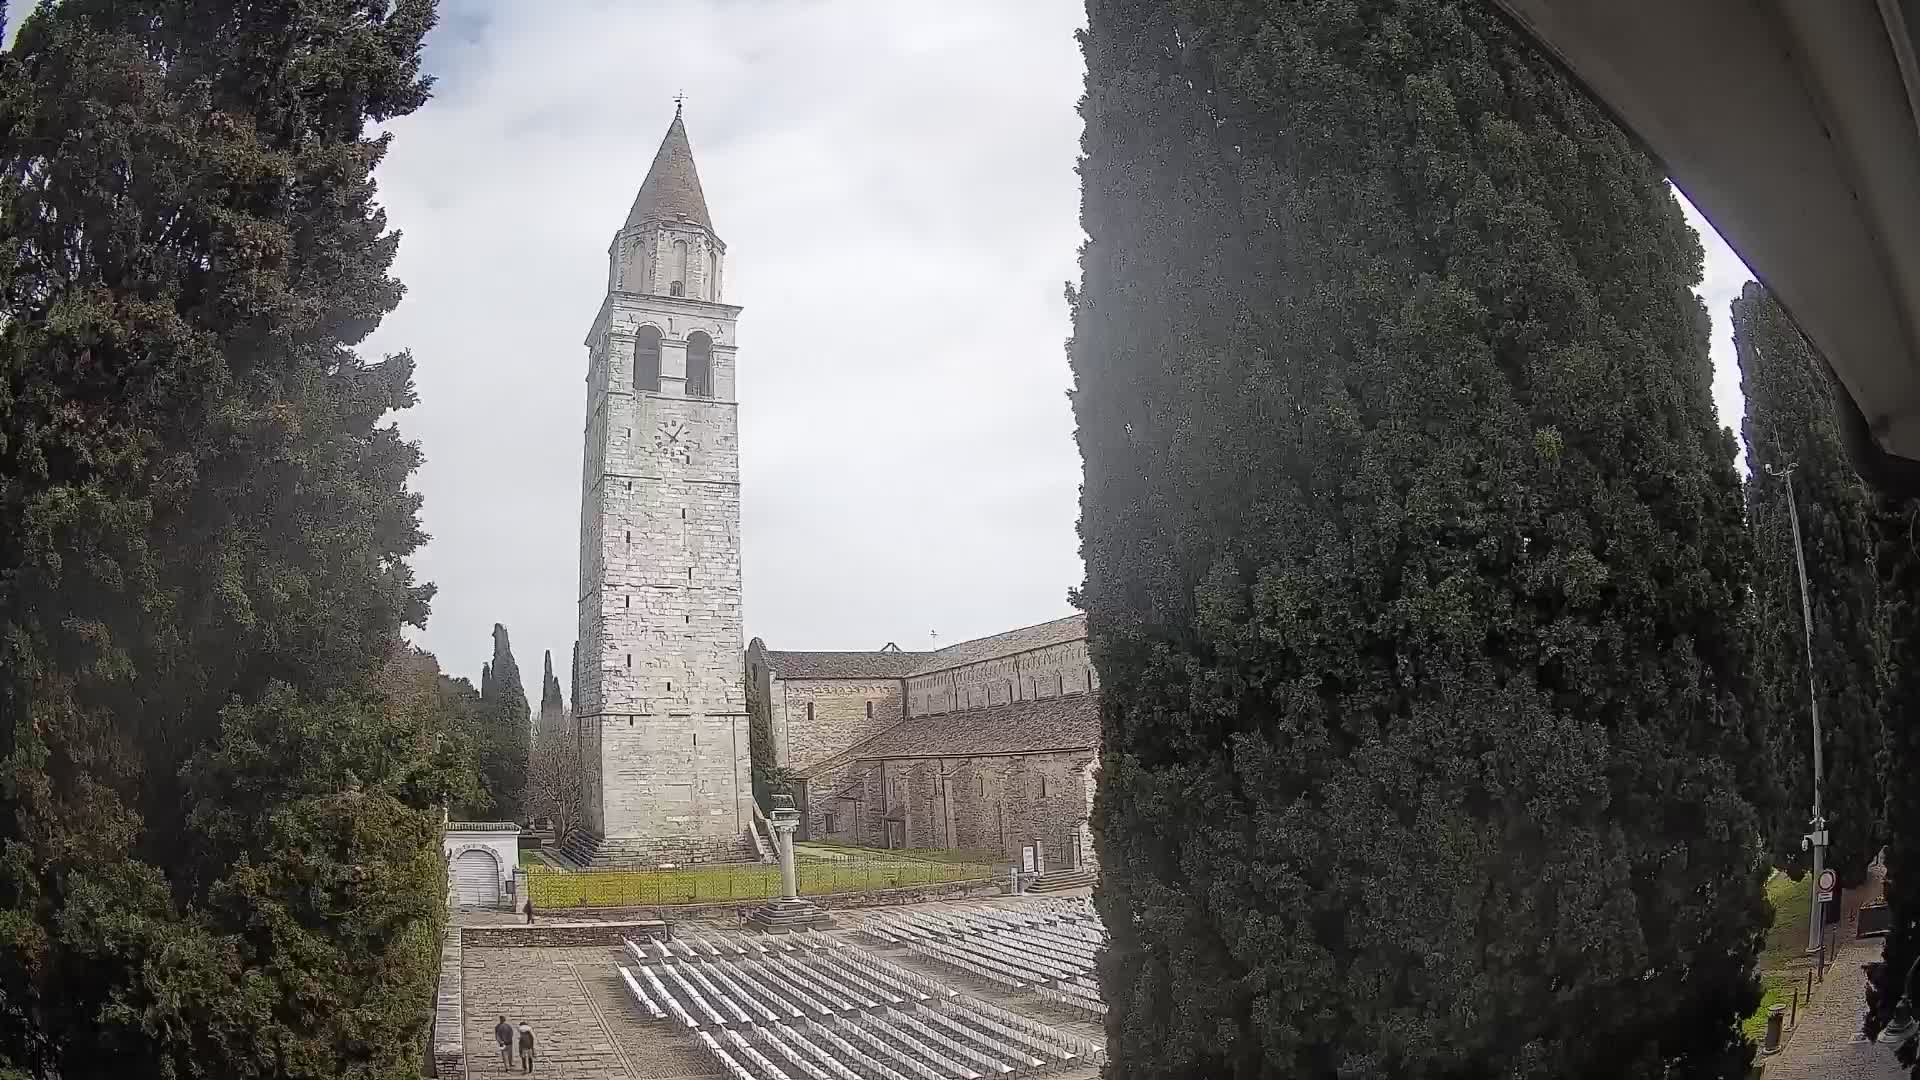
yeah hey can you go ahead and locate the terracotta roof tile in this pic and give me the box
[764,650,928,680]
[845,692,1101,760]
[909,614,1086,676]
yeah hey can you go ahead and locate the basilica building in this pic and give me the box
[571,107,1096,871]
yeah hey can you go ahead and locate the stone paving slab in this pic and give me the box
[1760,931,1904,1080]
[464,944,717,1080]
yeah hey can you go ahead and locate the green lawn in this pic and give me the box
[526,851,996,908]
[518,848,543,869]
[1742,971,1801,1041]
[798,840,1008,866]
[1744,873,1815,1042]
[1761,873,1813,967]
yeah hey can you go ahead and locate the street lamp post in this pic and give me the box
[1766,461,1829,956]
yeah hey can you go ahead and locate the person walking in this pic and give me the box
[494,1015,514,1070]
[517,1021,536,1072]
[524,895,535,925]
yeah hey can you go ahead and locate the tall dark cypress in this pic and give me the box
[1871,501,1920,1070]
[481,623,530,821]
[539,648,564,733]
[1071,1,1766,1075]
[0,1,454,1075]
[570,641,581,731]
[1732,282,1885,887]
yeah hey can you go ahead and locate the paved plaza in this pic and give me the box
[1758,930,1904,1080]
[455,894,1103,1080]
[463,943,718,1080]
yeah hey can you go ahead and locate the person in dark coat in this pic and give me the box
[517,1021,536,1072]
[494,1015,514,1069]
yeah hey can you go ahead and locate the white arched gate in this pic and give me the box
[452,848,501,908]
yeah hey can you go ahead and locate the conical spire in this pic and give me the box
[626,110,713,232]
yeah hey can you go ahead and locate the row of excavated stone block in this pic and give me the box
[861,899,1108,995]
[616,936,1103,1079]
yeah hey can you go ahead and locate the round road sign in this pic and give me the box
[1818,868,1837,895]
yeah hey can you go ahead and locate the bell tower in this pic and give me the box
[572,105,749,864]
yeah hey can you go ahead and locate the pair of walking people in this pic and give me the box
[494,1016,536,1072]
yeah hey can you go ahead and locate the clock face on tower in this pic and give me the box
[653,418,694,463]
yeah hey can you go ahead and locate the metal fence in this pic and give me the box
[526,849,1000,909]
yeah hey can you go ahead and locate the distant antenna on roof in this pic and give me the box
[930,630,940,649]
[880,642,900,653]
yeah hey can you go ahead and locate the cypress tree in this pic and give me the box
[540,648,564,730]
[1870,501,1920,1064]
[480,623,530,821]
[1071,1,1766,1076]
[0,1,449,1075]
[570,641,581,730]
[1732,282,1885,887]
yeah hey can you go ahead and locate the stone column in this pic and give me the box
[774,815,799,899]
[749,795,828,932]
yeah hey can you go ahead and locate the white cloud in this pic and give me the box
[366,1,1090,682]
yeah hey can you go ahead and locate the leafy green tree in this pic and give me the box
[478,623,530,822]
[1732,282,1885,886]
[0,0,448,1076]
[413,658,491,822]
[1071,1,1767,1076]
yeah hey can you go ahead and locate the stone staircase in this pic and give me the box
[747,805,777,863]
[552,828,760,869]
[1025,867,1098,893]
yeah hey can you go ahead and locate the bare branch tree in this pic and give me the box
[527,710,584,841]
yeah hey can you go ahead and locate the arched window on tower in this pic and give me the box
[707,250,720,300]
[670,239,689,296]
[634,326,661,392]
[686,331,713,398]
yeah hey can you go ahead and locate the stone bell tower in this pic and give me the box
[570,105,749,865]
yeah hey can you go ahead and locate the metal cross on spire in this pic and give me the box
[673,90,686,117]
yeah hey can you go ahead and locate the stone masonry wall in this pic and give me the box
[461,920,670,949]
[906,639,1098,717]
[846,751,1096,865]
[803,757,868,843]
[772,678,906,773]
[577,263,748,856]
[613,221,724,304]
[433,928,463,1079]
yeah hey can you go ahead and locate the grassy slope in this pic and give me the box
[1743,874,1814,1040]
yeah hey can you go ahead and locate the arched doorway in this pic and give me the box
[452,848,501,907]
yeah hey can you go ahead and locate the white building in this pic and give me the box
[444,822,519,909]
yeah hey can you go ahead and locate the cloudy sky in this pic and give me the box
[5,1,1756,689]
[363,1,1092,685]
